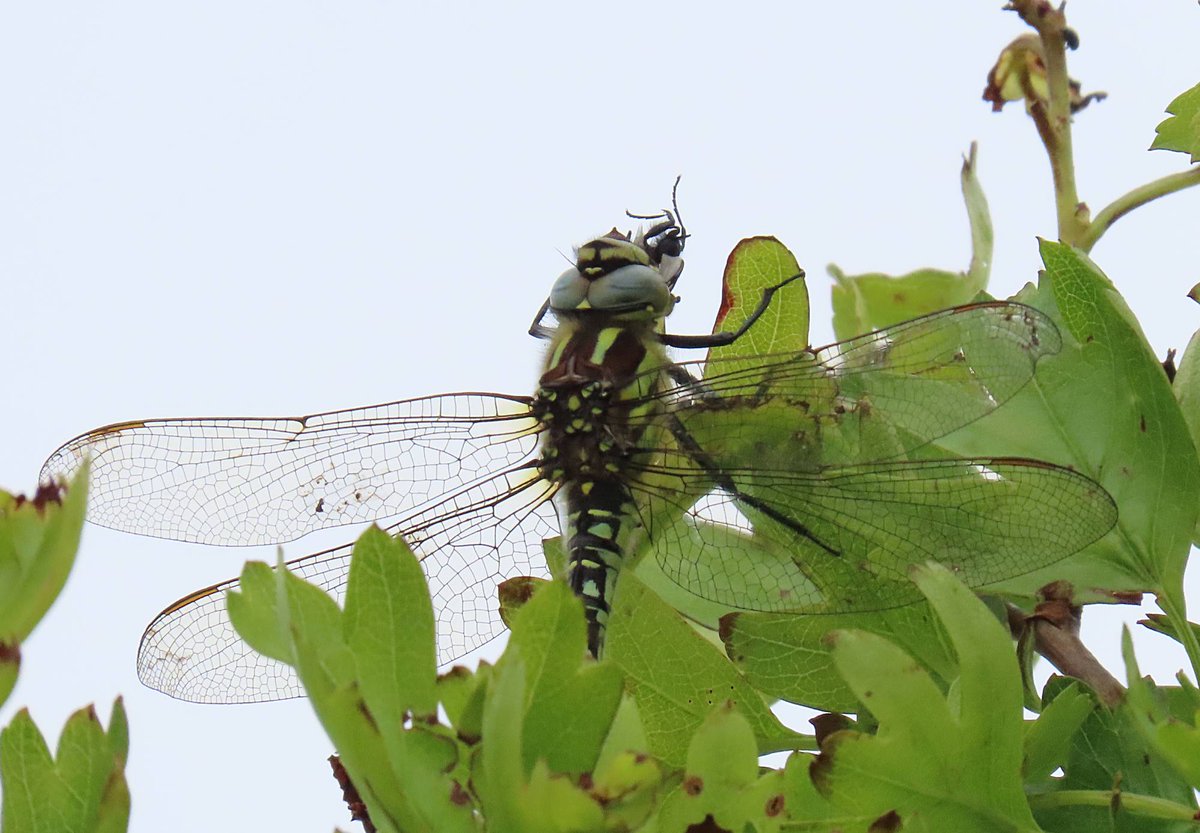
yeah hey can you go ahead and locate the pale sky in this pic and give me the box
[2,4,1199,831]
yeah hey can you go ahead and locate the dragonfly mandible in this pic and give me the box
[42,209,1117,703]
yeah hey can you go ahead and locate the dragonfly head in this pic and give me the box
[550,234,677,320]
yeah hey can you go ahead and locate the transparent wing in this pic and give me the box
[137,465,559,703]
[638,457,1116,613]
[41,393,539,545]
[651,302,1060,468]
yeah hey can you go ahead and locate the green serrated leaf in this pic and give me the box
[814,563,1037,832]
[829,147,992,341]
[936,242,1199,610]
[1023,680,1096,783]
[588,746,663,831]
[592,693,650,778]
[228,531,478,833]
[2,708,58,832]
[344,526,438,723]
[541,536,568,581]
[226,560,295,665]
[1035,242,1198,601]
[687,703,759,790]
[658,704,766,833]
[722,601,955,713]
[451,661,491,742]
[105,698,129,768]
[525,761,605,831]
[501,581,622,775]
[475,657,528,833]
[0,466,88,645]
[437,666,478,728]
[278,555,477,833]
[708,236,809,368]
[1124,628,1200,789]
[783,750,880,831]
[831,267,991,344]
[605,572,808,768]
[1030,630,1198,832]
[1150,82,1200,162]
[1,700,130,833]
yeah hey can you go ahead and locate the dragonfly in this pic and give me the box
[42,208,1117,704]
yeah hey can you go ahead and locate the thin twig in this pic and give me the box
[1005,0,1088,243]
[1008,584,1125,707]
[1080,167,1200,251]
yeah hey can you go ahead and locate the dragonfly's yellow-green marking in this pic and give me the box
[41,204,1118,703]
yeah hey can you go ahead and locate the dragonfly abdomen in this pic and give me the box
[562,478,637,655]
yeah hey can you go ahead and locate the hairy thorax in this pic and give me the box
[533,316,666,486]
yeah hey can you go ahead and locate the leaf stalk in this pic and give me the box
[1079,167,1200,252]
[1027,788,1200,821]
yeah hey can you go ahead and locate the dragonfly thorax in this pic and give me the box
[533,382,628,485]
[535,316,666,483]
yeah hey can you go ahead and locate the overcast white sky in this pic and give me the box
[3,4,1199,831]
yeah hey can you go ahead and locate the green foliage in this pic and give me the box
[0,468,132,833]
[933,243,1200,616]
[226,523,1200,832]
[708,236,809,364]
[1030,242,1199,605]
[811,564,1038,832]
[721,602,955,713]
[1150,83,1200,162]
[0,700,129,833]
[605,573,809,767]
[11,9,1200,833]
[497,580,622,774]
[0,465,89,702]
[830,144,994,340]
[1031,656,1197,832]
[1022,681,1095,784]
[656,704,787,833]
[228,529,475,833]
[1123,629,1200,791]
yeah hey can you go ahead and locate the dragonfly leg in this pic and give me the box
[662,411,841,558]
[658,271,806,350]
[528,297,556,340]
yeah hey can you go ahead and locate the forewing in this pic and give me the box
[646,457,1116,613]
[138,466,558,703]
[656,302,1060,469]
[41,393,540,545]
